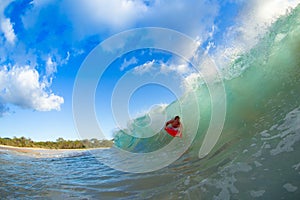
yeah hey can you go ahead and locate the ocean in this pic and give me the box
[1,5,300,200]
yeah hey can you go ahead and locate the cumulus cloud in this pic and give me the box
[132,59,192,76]
[53,0,220,41]
[0,0,68,116]
[45,57,57,78]
[60,0,147,37]
[19,0,218,65]
[133,60,155,74]
[142,0,219,39]
[160,60,205,91]
[131,58,200,92]
[120,57,138,71]
[1,18,16,45]
[160,62,191,75]
[24,0,219,40]
[0,0,16,45]
[0,65,64,112]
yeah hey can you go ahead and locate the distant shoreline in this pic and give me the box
[0,137,114,150]
[0,144,110,157]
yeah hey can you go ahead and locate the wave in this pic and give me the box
[109,7,300,197]
[113,4,300,158]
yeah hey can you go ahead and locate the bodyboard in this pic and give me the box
[164,127,179,137]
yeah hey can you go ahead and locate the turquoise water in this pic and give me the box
[1,5,300,200]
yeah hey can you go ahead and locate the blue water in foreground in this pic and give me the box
[1,5,300,200]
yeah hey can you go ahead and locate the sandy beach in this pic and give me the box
[0,144,109,157]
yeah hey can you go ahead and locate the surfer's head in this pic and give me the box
[174,116,180,120]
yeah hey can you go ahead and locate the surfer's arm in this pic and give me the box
[176,124,183,138]
[165,120,173,127]
[179,124,183,134]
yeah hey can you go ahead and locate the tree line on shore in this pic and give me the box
[0,136,113,149]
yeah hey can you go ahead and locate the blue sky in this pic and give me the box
[0,0,299,141]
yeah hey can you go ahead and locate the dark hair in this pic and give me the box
[174,116,180,120]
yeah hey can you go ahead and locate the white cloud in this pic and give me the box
[56,0,220,41]
[159,60,206,91]
[132,59,191,76]
[131,58,200,91]
[46,56,57,76]
[132,58,200,92]
[133,60,155,74]
[0,65,64,112]
[120,57,138,71]
[19,0,218,62]
[24,0,219,41]
[142,0,219,38]
[41,56,58,88]
[159,58,194,76]
[0,0,67,116]
[61,0,147,37]
[0,0,16,45]
[1,18,16,45]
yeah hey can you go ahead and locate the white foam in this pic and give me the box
[260,130,270,137]
[274,33,287,43]
[184,176,190,186]
[254,161,263,167]
[212,163,252,200]
[259,107,300,156]
[251,143,256,147]
[252,149,262,158]
[227,162,252,173]
[270,132,300,156]
[283,183,298,192]
[292,162,300,170]
[270,124,278,131]
[250,190,265,198]
[243,149,248,153]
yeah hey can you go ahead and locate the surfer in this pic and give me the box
[165,116,183,138]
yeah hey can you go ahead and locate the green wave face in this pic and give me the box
[113,5,300,162]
